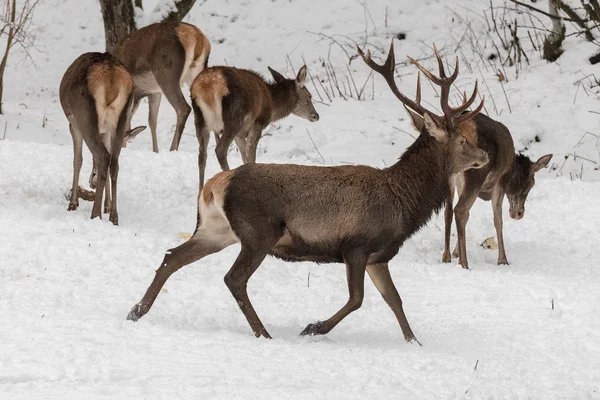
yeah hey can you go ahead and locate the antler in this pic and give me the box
[408,44,484,129]
[358,41,484,130]
[357,41,436,120]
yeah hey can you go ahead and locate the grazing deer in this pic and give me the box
[405,47,553,269]
[190,65,319,189]
[115,21,211,153]
[60,52,146,225]
[126,42,488,344]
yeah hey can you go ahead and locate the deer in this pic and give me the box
[190,64,320,189]
[60,52,146,225]
[115,21,211,153]
[125,41,489,344]
[403,47,553,269]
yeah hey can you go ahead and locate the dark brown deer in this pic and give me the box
[404,47,553,269]
[190,65,319,189]
[60,52,146,225]
[115,21,210,153]
[126,42,488,344]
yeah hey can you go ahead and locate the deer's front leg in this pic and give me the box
[454,190,478,269]
[492,185,509,265]
[442,182,455,263]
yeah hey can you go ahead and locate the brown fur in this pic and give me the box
[126,45,489,343]
[115,21,210,152]
[60,52,144,225]
[456,119,477,146]
[201,170,233,205]
[191,65,319,191]
[442,114,552,268]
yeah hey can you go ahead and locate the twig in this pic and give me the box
[306,129,326,164]
[508,0,589,23]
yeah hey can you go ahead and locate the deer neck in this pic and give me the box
[386,134,450,231]
[268,82,297,122]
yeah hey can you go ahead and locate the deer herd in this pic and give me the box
[59,21,552,344]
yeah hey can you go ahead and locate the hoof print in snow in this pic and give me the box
[300,321,323,336]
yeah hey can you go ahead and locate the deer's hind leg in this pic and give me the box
[128,198,238,321]
[68,120,83,211]
[153,43,190,152]
[366,263,420,344]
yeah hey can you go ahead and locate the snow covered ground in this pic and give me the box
[1,0,600,398]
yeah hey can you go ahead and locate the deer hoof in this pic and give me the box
[498,259,509,265]
[109,211,118,226]
[441,251,451,263]
[127,303,146,322]
[300,321,324,336]
[67,202,78,211]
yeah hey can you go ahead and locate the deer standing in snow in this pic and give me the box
[190,65,319,189]
[126,42,489,343]
[404,47,553,269]
[115,21,211,153]
[60,52,145,225]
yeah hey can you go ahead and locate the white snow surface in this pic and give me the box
[1,0,600,398]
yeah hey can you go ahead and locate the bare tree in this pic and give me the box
[100,0,200,54]
[0,0,40,114]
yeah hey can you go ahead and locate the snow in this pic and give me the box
[1,0,600,398]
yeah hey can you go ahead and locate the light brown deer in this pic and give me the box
[60,52,145,225]
[126,42,488,344]
[190,65,319,189]
[405,47,553,269]
[115,21,210,153]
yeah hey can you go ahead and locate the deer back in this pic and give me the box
[192,67,277,128]
[115,21,210,86]
[60,52,134,137]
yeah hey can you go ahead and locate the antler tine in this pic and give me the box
[416,71,421,105]
[452,80,479,114]
[433,43,446,78]
[455,96,485,125]
[358,41,433,118]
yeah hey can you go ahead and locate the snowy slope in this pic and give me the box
[1,0,600,399]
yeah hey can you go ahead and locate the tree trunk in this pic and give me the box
[543,0,565,62]
[99,0,137,54]
[0,0,16,114]
[163,0,197,22]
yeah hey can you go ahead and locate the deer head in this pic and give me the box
[506,153,553,220]
[268,65,319,122]
[358,41,488,174]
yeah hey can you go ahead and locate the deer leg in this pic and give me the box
[234,136,248,164]
[301,251,367,336]
[148,93,162,153]
[128,226,236,322]
[108,155,120,225]
[193,103,210,192]
[224,245,274,339]
[454,190,479,269]
[442,184,456,263]
[153,52,189,152]
[103,175,111,214]
[215,119,242,172]
[245,124,264,164]
[366,263,420,344]
[68,122,83,211]
[492,186,509,265]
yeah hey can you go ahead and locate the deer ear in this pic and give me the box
[296,65,307,88]
[532,154,553,173]
[423,112,446,142]
[124,126,146,144]
[268,66,286,83]
[404,106,424,131]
